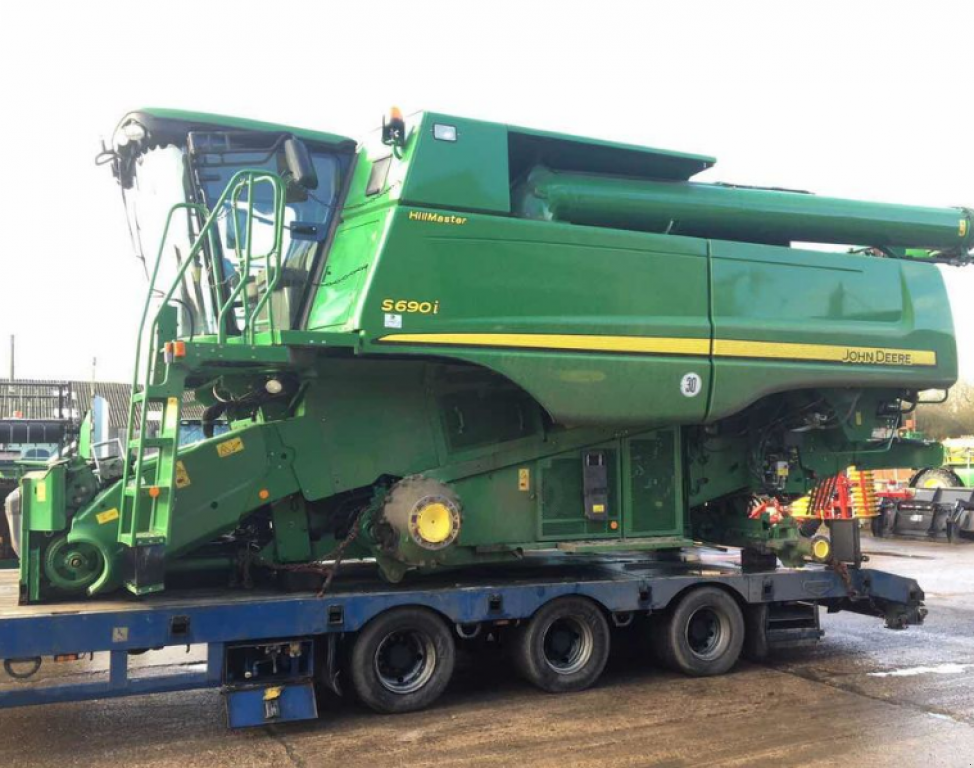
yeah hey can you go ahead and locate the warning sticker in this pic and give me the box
[217,437,244,458]
[518,468,530,492]
[175,460,191,488]
[97,508,120,525]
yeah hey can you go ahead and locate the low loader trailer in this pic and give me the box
[0,532,925,728]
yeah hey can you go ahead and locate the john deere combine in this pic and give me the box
[11,108,971,603]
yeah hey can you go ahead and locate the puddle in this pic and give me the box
[869,663,974,678]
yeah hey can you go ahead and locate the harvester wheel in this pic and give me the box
[511,596,610,693]
[652,587,744,676]
[44,537,104,592]
[348,606,455,714]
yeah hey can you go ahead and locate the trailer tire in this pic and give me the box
[348,607,455,714]
[743,604,770,662]
[654,587,744,676]
[512,596,610,693]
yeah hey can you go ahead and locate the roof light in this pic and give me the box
[433,124,457,142]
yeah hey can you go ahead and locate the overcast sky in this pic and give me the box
[1,0,971,382]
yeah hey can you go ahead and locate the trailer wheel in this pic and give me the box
[653,587,744,676]
[348,607,455,714]
[512,596,610,693]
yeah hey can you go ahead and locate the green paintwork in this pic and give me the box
[16,108,972,602]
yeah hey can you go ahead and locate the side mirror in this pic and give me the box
[283,137,318,190]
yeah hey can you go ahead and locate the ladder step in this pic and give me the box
[130,437,176,449]
[132,391,180,404]
[123,485,172,497]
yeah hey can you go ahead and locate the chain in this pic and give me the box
[829,558,857,598]
[240,506,368,596]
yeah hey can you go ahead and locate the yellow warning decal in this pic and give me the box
[36,480,47,503]
[164,397,180,432]
[518,468,531,492]
[175,461,191,488]
[217,437,244,458]
[592,503,606,513]
[97,508,120,525]
[960,219,968,238]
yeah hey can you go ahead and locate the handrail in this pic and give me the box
[119,169,287,541]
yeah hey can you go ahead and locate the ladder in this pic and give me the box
[117,171,286,594]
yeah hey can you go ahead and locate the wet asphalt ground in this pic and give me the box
[1,535,973,768]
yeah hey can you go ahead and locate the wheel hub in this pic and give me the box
[44,537,104,592]
[686,607,725,659]
[374,630,437,694]
[542,616,594,674]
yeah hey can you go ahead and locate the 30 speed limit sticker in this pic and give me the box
[680,372,703,398]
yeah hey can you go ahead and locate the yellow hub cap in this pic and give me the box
[813,538,831,560]
[414,502,454,544]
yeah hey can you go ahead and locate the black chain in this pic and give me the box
[318,264,368,288]
[241,506,369,596]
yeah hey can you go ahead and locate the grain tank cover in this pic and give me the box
[507,126,715,182]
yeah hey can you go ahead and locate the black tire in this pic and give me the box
[512,596,610,693]
[798,518,822,538]
[653,587,745,676]
[910,467,963,490]
[742,604,770,662]
[348,607,455,714]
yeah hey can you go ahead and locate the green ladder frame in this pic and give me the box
[117,170,287,593]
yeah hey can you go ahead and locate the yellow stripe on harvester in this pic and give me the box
[378,333,710,356]
[378,333,937,367]
[713,339,936,367]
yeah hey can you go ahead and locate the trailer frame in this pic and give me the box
[0,550,925,728]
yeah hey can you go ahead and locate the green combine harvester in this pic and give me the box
[9,108,971,603]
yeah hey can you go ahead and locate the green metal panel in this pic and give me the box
[356,209,713,426]
[307,213,388,330]
[507,126,715,181]
[399,113,511,214]
[708,242,958,420]
[21,468,65,532]
[453,466,537,547]
[538,444,620,540]
[624,430,683,537]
